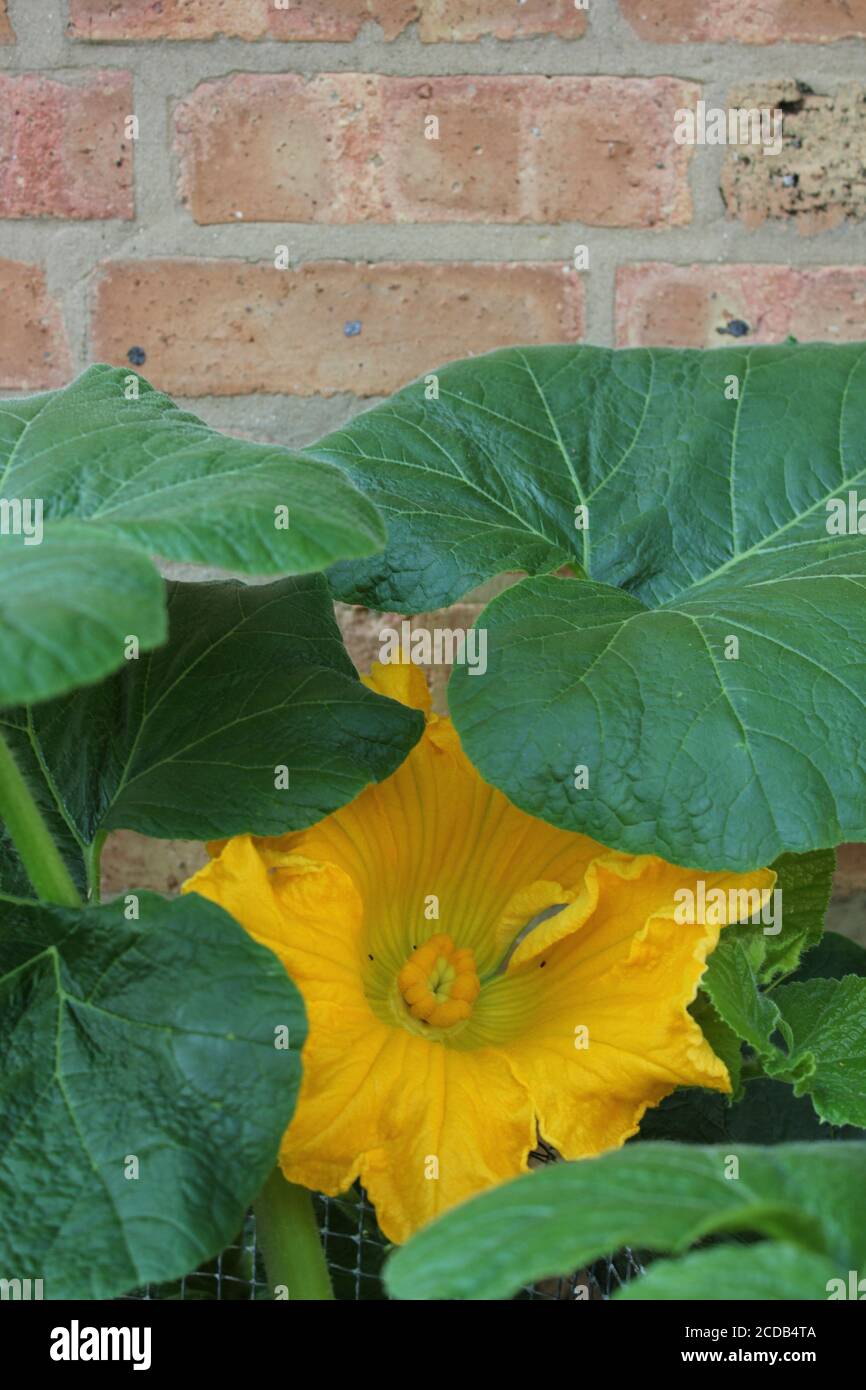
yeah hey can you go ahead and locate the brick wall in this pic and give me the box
[2,0,866,445]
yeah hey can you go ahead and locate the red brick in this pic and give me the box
[90,259,583,397]
[619,0,866,43]
[69,0,584,41]
[615,263,866,348]
[175,75,383,224]
[70,0,255,40]
[268,0,417,40]
[69,0,415,40]
[0,2,14,43]
[175,74,697,227]
[0,260,72,390]
[0,72,133,220]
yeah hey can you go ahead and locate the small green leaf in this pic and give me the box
[0,892,305,1299]
[385,1142,866,1301]
[768,978,866,1128]
[693,851,834,1103]
[702,933,785,1057]
[0,366,385,705]
[705,944,866,1128]
[760,849,835,982]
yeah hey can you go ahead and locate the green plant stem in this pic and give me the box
[739,1054,766,1082]
[254,1169,334,1301]
[86,830,107,903]
[0,729,81,907]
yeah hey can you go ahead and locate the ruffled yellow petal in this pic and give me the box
[279,1011,394,1197]
[493,873,606,971]
[493,881,576,957]
[184,838,390,1194]
[513,857,772,978]
[359,1037,535,1246]
[501,915,729,1158]
[492,859,776,1157]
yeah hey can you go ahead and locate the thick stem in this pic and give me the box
[0,729,81,908]
[254,1169,334,1301]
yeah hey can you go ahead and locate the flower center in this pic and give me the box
[397,933,480,1029]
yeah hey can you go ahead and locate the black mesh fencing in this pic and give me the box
[123,1187,644,1301]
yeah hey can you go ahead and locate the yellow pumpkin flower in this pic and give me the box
[183,662,775,1244]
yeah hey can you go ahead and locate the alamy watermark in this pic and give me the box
[826,1270,866,1299]
[379,620,487,676]
[50,1321,151,1371]
[0,497,43,545]
[826,491,866,535]
[674,101,783,156]
[674,882,782,935]
[0,1276,43,1299]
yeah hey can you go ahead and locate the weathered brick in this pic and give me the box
[418,0,586,41]
[175,74,697,227]
[0,2,14,43]
[619,0,866,43]
[0,72,133,220]
[69,0,584,42]
[70,0,253,40]
[269,0,419,39]
[91,259,583,397]
[721,81,866,235]
[616,263,866,348]
[69,0,416,40]
[0,260,72,390]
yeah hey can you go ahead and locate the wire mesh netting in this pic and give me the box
[124,1187,645,1301]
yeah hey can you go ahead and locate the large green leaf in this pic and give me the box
[0,574,423,899]
[0,892,305,1299]
[0,526,167,710]
[616,1242,840,1302]
[385,1142,866,1301]
[0,366,385,706]
[314,342,866,868]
